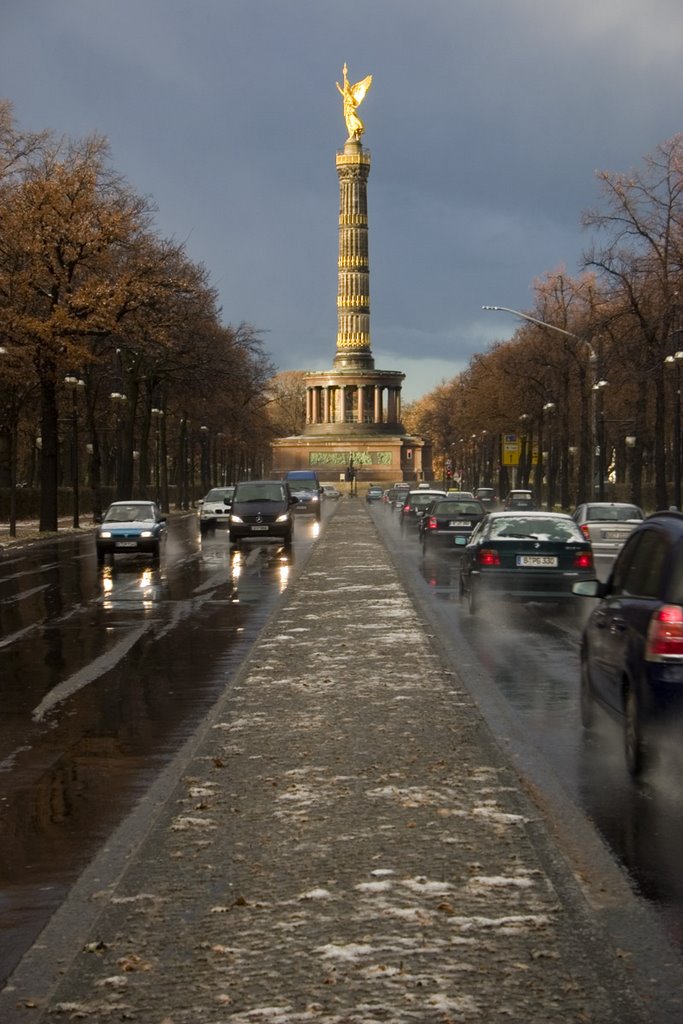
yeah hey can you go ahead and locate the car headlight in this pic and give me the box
[99,530,112,539]
[311,495,319,503]
[230,514,243,524]
[275,513,290,523]
[140,530,153,538]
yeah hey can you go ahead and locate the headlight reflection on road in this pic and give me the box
[278,556,290,592]
[230,548,243,587]
[139,568,156,608]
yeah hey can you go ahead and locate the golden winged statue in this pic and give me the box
[336,63,372,141]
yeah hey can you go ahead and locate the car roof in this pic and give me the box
[488,510,572,519]
[109,500,153,507]
[641,510,683,529]
[582,501,640,509]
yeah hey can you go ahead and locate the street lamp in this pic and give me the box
[518,413,530,488]
[482,305,598,501]
[110,391,128,499]
[64,375,85,527]
[542,401,556,510]
[199,424,210,495]
[665,351,683,508]
[151,407,164,504]
[592,379,609,500]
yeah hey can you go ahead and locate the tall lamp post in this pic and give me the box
[542,402,556,510]
[482,306,598,501]
[593,379,609,501]
[64,375,86,527]
[518,413,530,488]
[151,407,164,504]
[665,351,683,509]
[110,391,128,500]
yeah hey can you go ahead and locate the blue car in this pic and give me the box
[96,500,167,564]
[573,510,683,777]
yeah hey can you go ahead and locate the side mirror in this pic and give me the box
[572,579,605,598]
[291,495,299,504]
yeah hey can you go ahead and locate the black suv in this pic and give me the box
[229,480,298,546]
[573,510,683,776]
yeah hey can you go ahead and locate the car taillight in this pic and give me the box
[403,503,412,512]
[646,605,683,660]
[573,550,593,569]
[580,524,591,540]
[428,516,437,530]
[478,548,501,567]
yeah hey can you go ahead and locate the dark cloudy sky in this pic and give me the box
[3,0,683,400]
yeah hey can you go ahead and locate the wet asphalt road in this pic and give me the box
[1,499,682,987]
[373,504,683,951]
[0,510,322,984]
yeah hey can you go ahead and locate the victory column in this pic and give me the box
[271,67,431,484]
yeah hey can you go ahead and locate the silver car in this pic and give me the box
[198,487,235,534]
[571,501,644,557]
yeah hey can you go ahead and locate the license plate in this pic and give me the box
[115,540,137,548]
[449,520,471,527]
[517,555,557,567]
[250,524,269,531]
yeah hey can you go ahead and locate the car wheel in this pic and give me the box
[467,577,478,615]
[579,654,596,729]
[624,685,648,778]
[283,529,293,547]
[199,522,208,535]
[229,533,240,547]
[96,549,105,566]
[151,543,160,563]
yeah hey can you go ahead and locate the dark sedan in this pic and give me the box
[399,489,447,531]
[95,500,167,564]
[459,511,593,614]
[419,497,486,554]
[573,510,683,777]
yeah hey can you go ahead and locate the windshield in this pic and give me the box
[235,484,287,502]
[104,504,155,523]
[205,488,234,502]
[489,516,583,541]
[587,505,642,522]
[435,501,483,515]
[290,481,318,492]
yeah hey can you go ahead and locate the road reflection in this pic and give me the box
[0,511,319,984]
[100,564,167,609]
